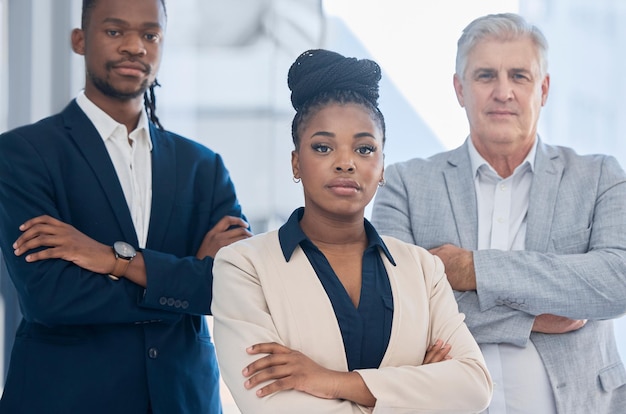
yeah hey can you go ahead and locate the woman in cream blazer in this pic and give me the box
[211,49,492,414]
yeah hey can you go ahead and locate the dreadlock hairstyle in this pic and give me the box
[81,0,167,130]
[287,49,386,150]
[144,80,164,130]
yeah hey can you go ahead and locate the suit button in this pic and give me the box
[167,298,175,306]
[181,301,189,309]
[159,297,167,305]
[148,347,159,359]
[174,300,182,308]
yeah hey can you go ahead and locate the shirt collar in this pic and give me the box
[76,90,153,150]
[278,207,396,266]
[467,136,537,178]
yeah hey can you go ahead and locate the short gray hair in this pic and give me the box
[456,13,548,79]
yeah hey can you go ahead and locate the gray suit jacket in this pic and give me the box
[372,139,626,413]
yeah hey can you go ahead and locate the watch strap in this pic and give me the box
[109,249,132,280]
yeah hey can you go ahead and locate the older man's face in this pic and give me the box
[454,36,549,152]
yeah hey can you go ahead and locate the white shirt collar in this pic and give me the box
[467,136,537,179]
[75,90,153,150]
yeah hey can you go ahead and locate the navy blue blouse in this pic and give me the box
[278,207,396,371]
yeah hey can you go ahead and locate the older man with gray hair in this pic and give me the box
[372,12,626,414]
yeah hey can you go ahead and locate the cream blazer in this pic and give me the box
[212,230,492,414]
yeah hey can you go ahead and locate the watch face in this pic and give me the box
[114,241,136,260]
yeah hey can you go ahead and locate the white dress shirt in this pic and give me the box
[468,138,557,414]
[76,91,152,248]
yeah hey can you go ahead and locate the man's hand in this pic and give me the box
[196,216,252,259]
[429,244,476,291]
[532,314,587,334]
[13,215,115,274]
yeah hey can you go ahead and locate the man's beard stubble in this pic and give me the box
[87,64,151,101]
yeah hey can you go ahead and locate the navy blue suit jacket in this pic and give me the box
[0,100,246,413]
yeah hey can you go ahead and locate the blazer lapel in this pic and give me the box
[146,124,176,250]
[442,143,479,250]
[62,101,137,245]
[525,140,563,252]
[273,245,349,371]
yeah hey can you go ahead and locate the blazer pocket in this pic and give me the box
[551,227,591,254]
[598,361,626,392]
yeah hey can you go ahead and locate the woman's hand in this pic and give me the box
[243,342,376,406]
[243,342,342,399]
[423,339,452,364]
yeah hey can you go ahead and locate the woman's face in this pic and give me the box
[292,102,384,219]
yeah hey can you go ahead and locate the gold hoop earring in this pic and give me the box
[293,176,301,183]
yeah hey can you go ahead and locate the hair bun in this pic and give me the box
[288,49,381,112]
